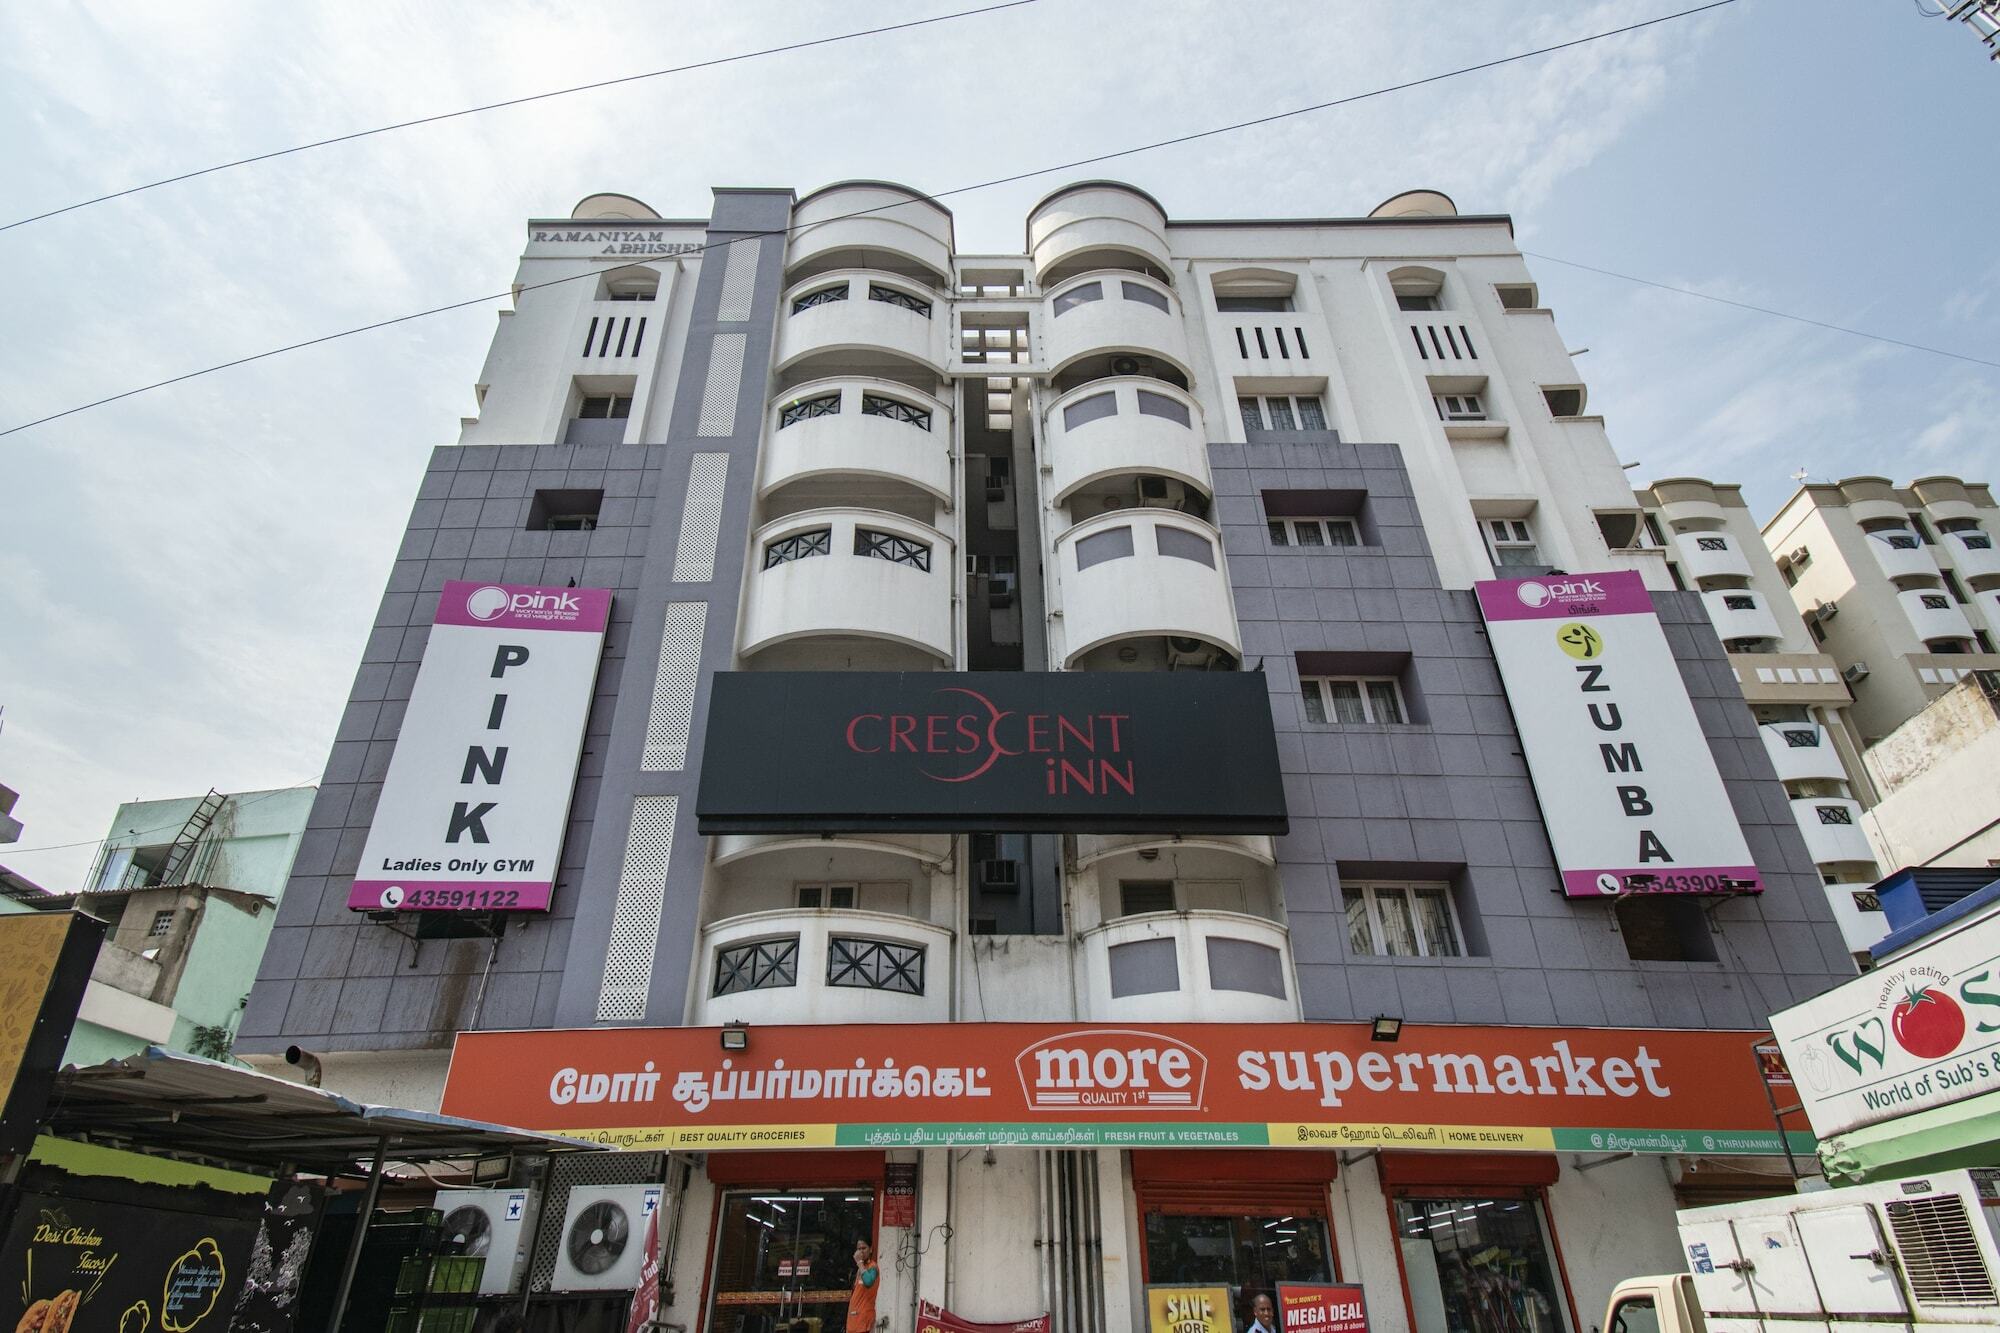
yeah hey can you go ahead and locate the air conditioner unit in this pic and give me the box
[1137,475,1179,507]
[984,483,1008,502]
[1814,600,1839,622]
[1788,547,1811,565]
[976,859,1019,892]
[1843,661,1870,684]
[551,1184,664,1292]
[1111,356,1152,377]
[434,1188,536,1295]
[1166,636,1218,670]
[987,579,1016,609]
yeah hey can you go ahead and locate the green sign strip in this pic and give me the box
[831,1123,1816,1154]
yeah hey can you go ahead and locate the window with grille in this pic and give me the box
[576,394,631,419]
[1880,531,1921,550]
[763,528,831,568]
[827,936,925,994]
[1052,282,1103,316]
[1484,519,1539,567]
[713,937,799,995]
[1922,593,1952,610]
[1958,532,1993,550]
[1302,676,1406,725]
[1343,882,1462,957]
[869,284,932,317]
[860,394,931,430]
[1723,594,1758,611]
[1696,536,1728,552]
[1239,394,1327,433]
[1817,805,1854,825]
[1268,518,1359,548]
[791,285,847,314]
[1781,728,1820,747]
[855,528,931,570]
[1119,881,1177,916]
[1434,393,1486,421]
[778,392,840,427]
[798,883,857,909]
[147,909,175,939]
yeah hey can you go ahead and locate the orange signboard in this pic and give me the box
[443,1022,1810,1155]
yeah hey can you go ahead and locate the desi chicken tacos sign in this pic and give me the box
[2,1195,255,1333]
[444,1022,1809,1155]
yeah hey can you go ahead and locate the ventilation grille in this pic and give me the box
[526,1150,666,1293]
[1887,1195,1998,1307]
[716,237,762,322]
[696,334,746,437]
[596,797,677,1021]
[670,453,729,583]
[642,602,706,771]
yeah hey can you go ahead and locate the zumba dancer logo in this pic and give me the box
[1556,622,1604,660]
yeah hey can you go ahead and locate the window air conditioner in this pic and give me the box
[1137,476,1175,506]
[1814,600,1839,622]
[1111,356,1152,377]
[1842,661,1870,683]
[975,860,1019,891]
[1789,547,1810,565]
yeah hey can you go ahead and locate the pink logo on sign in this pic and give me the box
[433,580,613,632]
[465,585,512,621]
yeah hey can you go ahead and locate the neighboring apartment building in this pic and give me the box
[1859,670,2000,871]
[237,183,1856,1333]
[1634,479,1885,956]
[24,786,313,1064]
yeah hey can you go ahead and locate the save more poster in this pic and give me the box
[2,1193,257,1333]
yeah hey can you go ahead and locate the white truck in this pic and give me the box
[1604,1169,2000,1333]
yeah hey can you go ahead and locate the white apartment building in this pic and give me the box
[239,182,1855,1333]
[1634,479,1885,955]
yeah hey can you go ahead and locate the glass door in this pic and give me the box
[1394,1194,1570,1333]
[708,1189,877,1333]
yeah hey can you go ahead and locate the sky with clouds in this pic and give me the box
[1,0,1994,888]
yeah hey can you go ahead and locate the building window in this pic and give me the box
[1878,530,1921,551]
[1434,392,1486,421]
[1075,526,1135,570]
[778,391,840,428]
[1343,882,1462,957]
[1397,292,1442,312]
[1239,394,1327,432]
[1268,518,1359,548]
[1483,518,1539,567]
[1722,594,1758,611]
[797,883,857,909]
[791,285,847,314]
[1121,280,1171,313]
[1302,676,1406,725]
[1695,536,1728,552]
[763,528,831,568]
[602,272,658,301]
[1541,386,1586,417]
[1781,727,1821,748]
[1215,294,1294,313]
[1052,281,1103,316]
[1616,896,1718,962]
[855,528,931,571]
[1154,526,1216,567]
[1135,389,1191,426]
[1494,283,1538,310]
[526,488,603,531]
[1979,631,1996,654]
[868,284,932,317]
[1119,881,1177,915]
[1956,531,1994,550]
[860,393,931,430]
[712,937,799,996]
[1920,593,1951,611]
[575,394,631,419]
[1817,804,1854,825]
[147,909,176,939]
[1910,512,1937,544]
[1941,571,1969,604]
[1063,391,1118,431]
[827,936,925,994]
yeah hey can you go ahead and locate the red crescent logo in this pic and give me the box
[920,687,1019,783]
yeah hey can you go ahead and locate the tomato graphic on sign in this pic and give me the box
[1890,986,1966,1059]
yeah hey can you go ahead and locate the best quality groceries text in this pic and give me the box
[544,1037,1672,1115]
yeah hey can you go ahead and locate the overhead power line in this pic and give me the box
[3,0,1749,439]
[0,0,1042,234]
[1521,251,2000,370]
[3,779,321,860]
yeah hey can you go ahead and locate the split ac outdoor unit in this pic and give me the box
[550,1184,663,1293]
[1843,661,1870,684]
[434,1187,536,1295]
[1814,600,1840,622]
[1167,636,1218,670]
[1789,547,1811,565]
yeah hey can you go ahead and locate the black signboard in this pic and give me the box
[1,1190,260,1333]
[696,671,1288,834]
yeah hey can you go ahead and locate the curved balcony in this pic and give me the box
[1791,798,1875,867]
[775,271,950,384]
[1080,911,1298,1023]
[1910,475,1981,525]
[740,509,954,664]
[1043,273,1190,385]
[1836,477,1906,527]
[1027,182,1172,286]
[1074,833,1275,870]
[1865,530,1937,581]
[1044,379,1209,506]
[788,181,953,286]
[1700,589,1783,645]
[1943,530,2000,584]
[1055,510,1241,668]
[1823,882,1890,957]
[1758,723,1849,785]
[1673,531,1752,583]
[761,378,952,509]
[712,832,951,871]
[1898,587,1973,645]
[1978,588,2000,628]
[692,909,952,1025]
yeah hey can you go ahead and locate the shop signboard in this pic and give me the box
[347,580,610,913]
[695,671,1287,835]
[917,1300,1051,1333]
[1146,1286,1234,1333]
[442,1021,1812,1156]
[1475,570,1761,898]
[0,912,104,1156]
[1770,898,2000,1139]
[0,1191,259,1333]
[1276,1282,1369,1333]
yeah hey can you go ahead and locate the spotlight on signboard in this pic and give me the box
[720,1023,750,1052]
[1370,1016,1403,1043]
